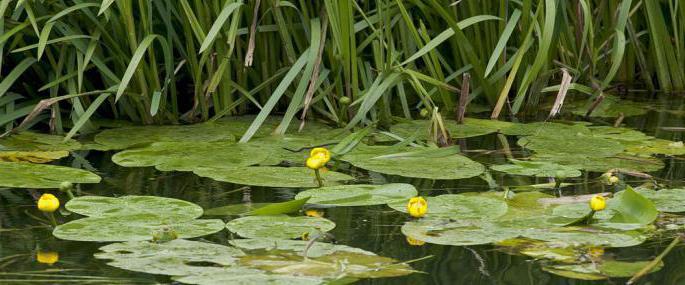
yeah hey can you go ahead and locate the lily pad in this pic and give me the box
[54,195,223,242]
[609,187,658,225]
[175,270,325,285]
[490,159,582,178]
[518,133,624,157]
[95,239,243,276]
[230,239,375,258]
[0,150,69,163]
[543,260,662,280]
[234,240,415,280]
[401,219,520,246]
[294,183,417,206]
[112,142,270,171]
[633,188,685,213]
[531,153,665,173]
[65,196,204,221]
[204,203,271,216]
[626,139,685,156]
[570,96,648,118]
[0,131,81,151]
[94,123,235,149]
[521,227,647,248]
[390,119,499,139]
[0,162,101,188]
[388,193,508,220]
[341,145,484,180]
[225,215,336,239]
[53,214,225,242]
[193,167,353,188]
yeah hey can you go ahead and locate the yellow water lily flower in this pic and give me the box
[590,195,606,211]
[406,236,426,246]
[305,209,324,218]
[37,194,60,213]
[309,148,331,164]
[407,197,428,218]
[36,251,59,265]
[306,157,326,170]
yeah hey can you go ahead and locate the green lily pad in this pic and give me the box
[521,227,647,248]
[53,214,225,242]
[518,133,624,157]
[401,219,520,246]
[225,215,336,239]
[609,187,658,225]
[543,260,662,280]
[111,142,270,171]
[94,123,235,149]
[390,119,499,139]
[589,126,654,142]
[294,183,417,206]
[235,240,415,280]
[388,193,508,220]
[634,188,685,213]
[204,203,271,216]
[175,270,325,285]
[626,139,685,156]
[193,167,354,188]
[341,145,484,180]
[55,195,223,241]
[0,131,81,151]
[0,162,101,188]
[95,239,243,276]
[0,150,69,163]
[551,203,614,221]
[65,196,204,221]
[533,153,665,173]
[490,159,582,178]
[229,239,372,258]
[500,121,592,136]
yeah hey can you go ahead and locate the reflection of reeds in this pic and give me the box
[0,1,684,136]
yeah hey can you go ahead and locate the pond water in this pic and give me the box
[1,95,684,284]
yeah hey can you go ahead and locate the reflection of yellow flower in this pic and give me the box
[406,236,425,246]
[36,251,59,265]
[38,194,60,213]
[407,197,428,218]
[590,195,606,211]
[305,209,324,218]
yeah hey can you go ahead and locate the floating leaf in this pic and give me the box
[341,145,484,180]
[0,150,69,163]
[193,167,353,188]
[175,270,325,285]
[609,187,658,225]
[94,123,235,149]
[95,239,243,276]
[0,131,81,151]
[490,159,582,178]
[388,193,508,220]
[65,196,204,221]
[53,214,225,242]
[0,162,101,188]
[401,219,520,246]
[295,184,417,206]
[230,239,372,258]
[633,188,685,213]
[112,142,270,171]
[543,260,662,280]
[626,139,685,156]
[521,227,647,248]
[570,96,648,118]
[55,195,223,242]
[531,153,665,173]
[225,215,335,239]
[518,133,624,157]
[390,118,499,139]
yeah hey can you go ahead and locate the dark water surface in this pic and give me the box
[1,95,684,284]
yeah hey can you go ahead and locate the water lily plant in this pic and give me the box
[407,197,428,218]
[38,193,60,226]
[306,148,331,187]
[587,194,607,224]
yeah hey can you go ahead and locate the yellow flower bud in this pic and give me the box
[36,251,59,265]
[37,194,60,213]
[608,176,619,185]
[305,209,324,218]
[589,195,606,211]
[305,157,326,170]
[407,197,428,218]
[309,148,331,164]
[406,236,425,246]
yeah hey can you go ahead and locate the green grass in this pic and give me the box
[0,0,683,139]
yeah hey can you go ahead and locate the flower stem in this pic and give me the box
[314,169,323,187]
[585,210,596,225]
[47,213,57,227]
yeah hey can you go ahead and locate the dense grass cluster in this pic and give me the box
[0,0,683,139]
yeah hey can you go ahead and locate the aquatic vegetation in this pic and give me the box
[0,162,100,188]
[305,147,331,187]
[225,215,335,240]
[194,166,353,188]
[53,196,223,242]
[590,195,607,211]
[295,184,417,207]
[406,197,428,218]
